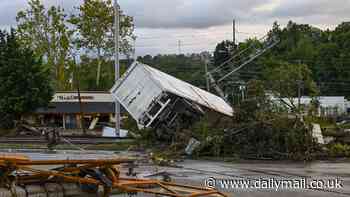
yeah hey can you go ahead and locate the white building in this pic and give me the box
[32,91,124,130]
[271,96,350,116]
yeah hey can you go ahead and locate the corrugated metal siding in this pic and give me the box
[110,63,163,121]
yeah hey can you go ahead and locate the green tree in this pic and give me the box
[69,0,135,88]
[264,62,319,112]
[16,0,73,90]
[0,30,53,129]
[213,40,236,67]
[137,54,206,88]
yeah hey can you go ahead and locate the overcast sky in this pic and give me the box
[0,0,349,56]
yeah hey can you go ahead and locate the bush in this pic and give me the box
[327,143,350,157]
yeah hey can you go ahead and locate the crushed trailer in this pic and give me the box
[110,61,233,134]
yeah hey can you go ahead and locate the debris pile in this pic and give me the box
[0,155,226,197]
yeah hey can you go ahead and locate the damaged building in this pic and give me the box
[25,91,125,134]
[110,61,233,136]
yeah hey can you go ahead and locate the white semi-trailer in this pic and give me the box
[110,61,233,132]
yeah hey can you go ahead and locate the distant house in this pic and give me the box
[271,96,350,117]
[26,91,125,130]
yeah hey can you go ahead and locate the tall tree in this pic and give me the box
[69,0,135,88]
[0,30,53,129]
[213,40,236,67]
[16,0,73,90]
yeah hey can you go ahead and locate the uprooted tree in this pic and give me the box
[0,30,53,129]
[193,63,321,160]
[193,77,320,160]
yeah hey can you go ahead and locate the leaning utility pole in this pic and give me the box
[114,0,121,135]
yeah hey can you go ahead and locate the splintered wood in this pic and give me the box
[0,156,226,197]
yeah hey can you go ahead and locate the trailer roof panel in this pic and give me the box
[138,62,233,116]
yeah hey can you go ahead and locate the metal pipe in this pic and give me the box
[114,0,121,136]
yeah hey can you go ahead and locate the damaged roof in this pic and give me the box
[137,62,233,116]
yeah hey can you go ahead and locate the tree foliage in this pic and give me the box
[212,21,350,98]
[69,0,135,87]
[0,30,53,129]
[75,56,129,91]
[137,54,207,87]
[264,62,319,112]
[213,40,236,67]
[15,0,135,91]
[16,0,73,90]
[266,21,350,97]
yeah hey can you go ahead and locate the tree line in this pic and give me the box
[0,0,135,129]
[139,21,350,101]
[213,21,350,99]
[16,0,135,91]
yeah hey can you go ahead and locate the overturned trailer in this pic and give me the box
[110,61,233,135]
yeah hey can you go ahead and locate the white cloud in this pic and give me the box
[120,0,272,29]
[0,0,348,55]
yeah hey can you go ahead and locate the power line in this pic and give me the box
[135,30,263,40]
